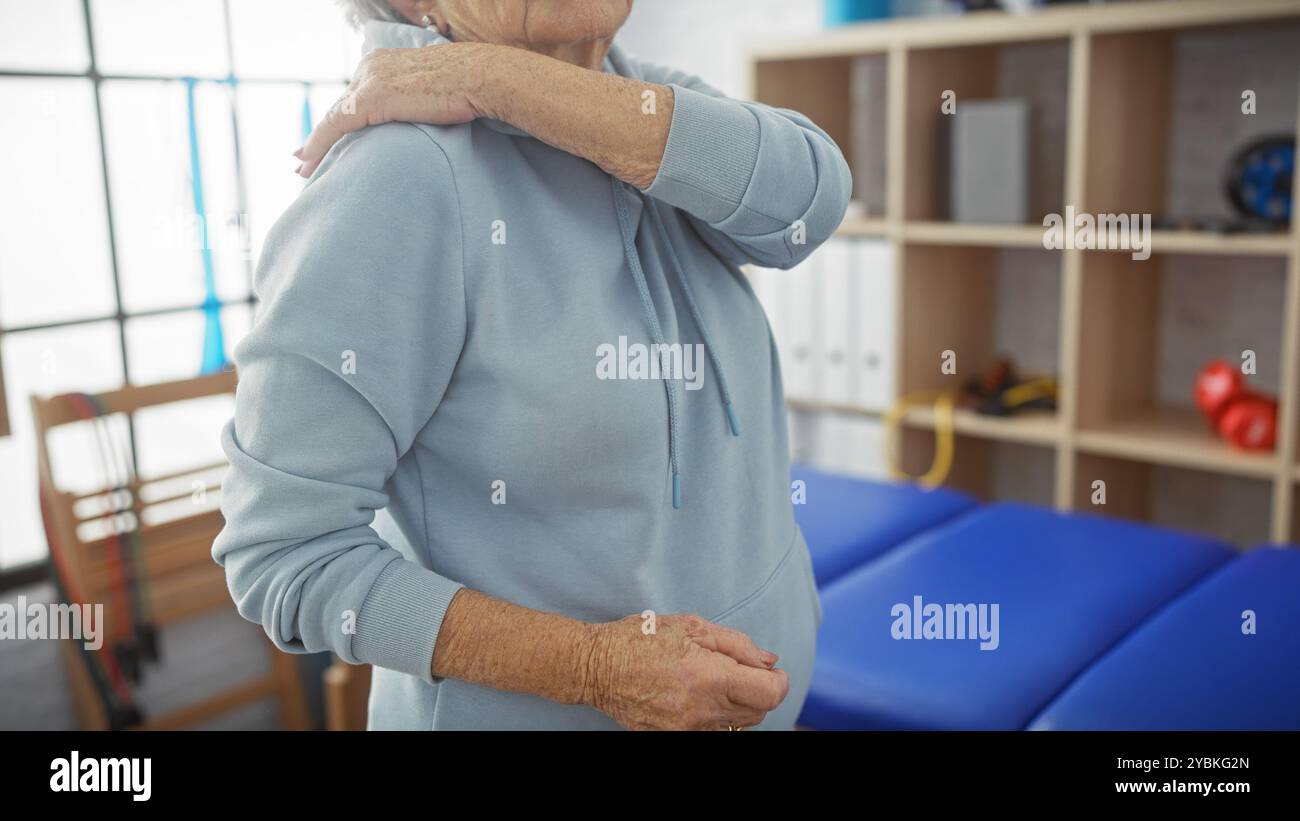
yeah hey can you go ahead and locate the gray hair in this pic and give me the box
[335,0,403,28]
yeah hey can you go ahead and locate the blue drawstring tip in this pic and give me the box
[725,402,740,437]
[672,472,681,509]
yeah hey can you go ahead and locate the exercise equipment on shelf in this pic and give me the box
[959,358,1057,417]
[1193,359,1277,451]
[1153,134,1293,234]
[1225,135,1294,226]
[882,359,1057,489]
[883,390,955,489]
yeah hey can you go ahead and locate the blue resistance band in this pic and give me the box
[301,83,314,144]
[184,77,227,375]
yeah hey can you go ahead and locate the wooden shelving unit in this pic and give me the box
[904,405,1061,447]
[1074,406,1280,480]
[752,0,1300,544]
[837,215,893,238]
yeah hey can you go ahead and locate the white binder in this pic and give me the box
[815,239,856,406]
[843,416,888,480]
[810,414,887,479]
[852,239,896,412]
[781,253,820,401]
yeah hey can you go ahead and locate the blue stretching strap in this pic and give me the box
[185,77,227,374]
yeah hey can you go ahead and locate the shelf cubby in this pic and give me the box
[1073,453,1274,549]
[899,243,1061,422]
[1075,250,1287,479]
[1084,19,1300,233]
[903,37,1069,225]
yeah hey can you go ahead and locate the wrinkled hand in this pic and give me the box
[584,613,789,731]
[294,42,494,177]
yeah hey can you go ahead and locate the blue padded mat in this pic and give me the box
[1029,546,1300,730]
[790,465,975,587]
[799,504,1233,730]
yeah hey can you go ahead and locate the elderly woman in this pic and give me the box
[214,0,850,730]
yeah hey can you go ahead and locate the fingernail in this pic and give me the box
[292,147,304,159]
[760,650,778,666]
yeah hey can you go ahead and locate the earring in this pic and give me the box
[420,13,438,32]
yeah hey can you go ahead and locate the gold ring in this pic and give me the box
[727,724,739,731]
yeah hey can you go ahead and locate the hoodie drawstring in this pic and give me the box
[612,177,683,507]
[610,177,740,510]
[647,199,742,439]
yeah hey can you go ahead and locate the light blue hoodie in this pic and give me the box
[213,20,851,729]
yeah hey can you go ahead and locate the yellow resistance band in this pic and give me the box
[1000,377,1057,410]
[882,391,956,489]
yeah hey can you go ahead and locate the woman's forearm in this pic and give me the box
[430,586,790,729]
[471,45,673,190]
[298,37,850,264]
[431,587,598,704]
[295,43,673,188]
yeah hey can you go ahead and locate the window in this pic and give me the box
[0,0,361,573]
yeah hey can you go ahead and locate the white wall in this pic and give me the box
[616,0,823,98]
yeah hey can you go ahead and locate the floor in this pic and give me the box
[0,582,326,730]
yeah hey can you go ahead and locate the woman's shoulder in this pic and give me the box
[310,121,468,203]
[257,121,468,302]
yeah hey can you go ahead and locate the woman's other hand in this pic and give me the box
[429,589,787,730]
[295,43,491,177]
[585,613,790,730]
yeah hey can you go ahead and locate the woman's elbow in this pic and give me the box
[812,143,853,240]
[216,521,395,660]
[214,537,298,648]
[776,153,852,269]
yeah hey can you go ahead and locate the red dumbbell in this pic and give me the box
[1193,360,1277,451]
[1193,360,1242,424]
[1219,394,1277,450]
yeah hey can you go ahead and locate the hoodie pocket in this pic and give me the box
[796,527,824,629]
[710,528,820,729]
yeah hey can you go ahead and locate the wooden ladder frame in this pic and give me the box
[31,371,310,731]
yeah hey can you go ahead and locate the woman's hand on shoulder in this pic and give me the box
[295,42,495,178]
[583,613,789,730]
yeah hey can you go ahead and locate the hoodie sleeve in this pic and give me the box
[635,60,853,270]
[212,122,466,683]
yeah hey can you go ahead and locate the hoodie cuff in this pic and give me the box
[642,84,761,224]
[351,558,464,684]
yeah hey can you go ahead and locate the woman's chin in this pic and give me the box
[526,0,631,44]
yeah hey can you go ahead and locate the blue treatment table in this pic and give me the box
[789,467,1297,730]
[791,465,975,586]
[1028,545,1300,730]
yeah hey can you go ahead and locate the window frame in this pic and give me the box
[0,0,348,588]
